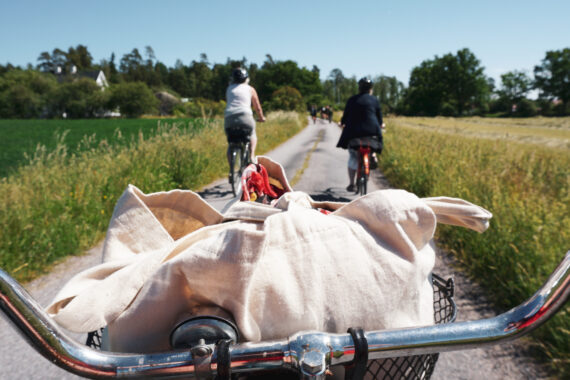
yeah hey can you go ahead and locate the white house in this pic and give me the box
[77,69,109,89]
[56,65,109,89]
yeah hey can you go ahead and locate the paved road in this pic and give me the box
[0,117,546,379]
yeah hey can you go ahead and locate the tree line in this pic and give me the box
[0,44,568,118]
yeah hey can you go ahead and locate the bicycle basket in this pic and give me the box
[364,273,456,380]
[86,274,456,380]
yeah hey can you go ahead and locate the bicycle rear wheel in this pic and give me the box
[229,146,242,197]
[358,175,367,196]
[357,153,368,196]
[241,142,251,170]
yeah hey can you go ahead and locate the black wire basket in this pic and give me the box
[364,273,456,380]
[86,273,456,380]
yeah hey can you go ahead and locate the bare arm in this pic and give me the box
[250,86,266,122]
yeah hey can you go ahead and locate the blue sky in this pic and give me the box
[1,0,568,87]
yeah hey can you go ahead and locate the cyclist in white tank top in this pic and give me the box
[224,68,265,165]
[225,83,253,116]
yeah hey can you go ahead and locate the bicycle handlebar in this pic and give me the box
[1,251,569,379]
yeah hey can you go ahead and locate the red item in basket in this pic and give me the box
[241,164,278,202]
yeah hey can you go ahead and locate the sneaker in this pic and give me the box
[346,184,355,192]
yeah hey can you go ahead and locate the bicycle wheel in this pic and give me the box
[356,153,368,196]
[229,146,241,197]
[358,175,367,196]
[241,142,251,171]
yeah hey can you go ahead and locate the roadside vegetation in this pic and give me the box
[380,116,570,377]
[0,112,305,283]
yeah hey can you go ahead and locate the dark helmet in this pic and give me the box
[232,68,248,83]
[358,77,373,93]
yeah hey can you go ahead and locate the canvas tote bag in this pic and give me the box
[47,156,492,353]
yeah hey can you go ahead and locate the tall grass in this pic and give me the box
[381,117,569,375]
[0,112,305,283]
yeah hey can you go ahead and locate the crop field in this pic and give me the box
[0,118,211,177]
[381,116,569,375]
[392,116,570,149]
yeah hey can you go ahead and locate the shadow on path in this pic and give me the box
[197,184,233,199]
[309,188,352,203]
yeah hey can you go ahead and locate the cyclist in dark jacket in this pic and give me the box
[337,77,383,192]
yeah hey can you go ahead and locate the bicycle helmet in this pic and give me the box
[232,68,248,83]
[358,77,373,93]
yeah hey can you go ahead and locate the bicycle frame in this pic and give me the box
[1,251,568,379]
[356,146,371,195]
[358,146,371,177]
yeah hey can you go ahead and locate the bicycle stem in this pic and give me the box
[1,251,568,379]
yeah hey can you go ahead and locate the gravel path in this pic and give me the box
[0,118,552,379]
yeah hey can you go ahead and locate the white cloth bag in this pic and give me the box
[47,162,491,353]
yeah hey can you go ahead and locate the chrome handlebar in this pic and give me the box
[1,251,568,379]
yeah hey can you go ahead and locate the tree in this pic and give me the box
[327,68,346,105]
[534,48,570,113]
[119,48,145,82]
[372,75,405,114]
[109,82,158,118]
[37,51,53,72]
[256,58,322,103]
[187,59,213,98]
[66,45,93,71]
[51,48,67,73]
[498,70,532,104]
[167,60,192,97]
[406,59,446,115]
[143,46,162,87]
[405,48,491,116]
[109,53,119,83]
[36,48,67,73]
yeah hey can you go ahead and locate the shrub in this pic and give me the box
[174,98,226,118]
[516,99,538,117]
[0,70,57,118]
[109,82,159,118]
[267,86,304,111]
[441,102,457,116]
[50,78,109,118]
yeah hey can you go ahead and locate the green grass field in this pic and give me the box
[381,116,569,376]
[0,118,210,177]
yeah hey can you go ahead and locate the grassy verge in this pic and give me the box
[380,117,569,376]
[0,112,306,283]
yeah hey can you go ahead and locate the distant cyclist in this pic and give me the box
[326,105,333,123]
[309,104,317,123]
[336,77,383,192]
[224,67,266,166]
